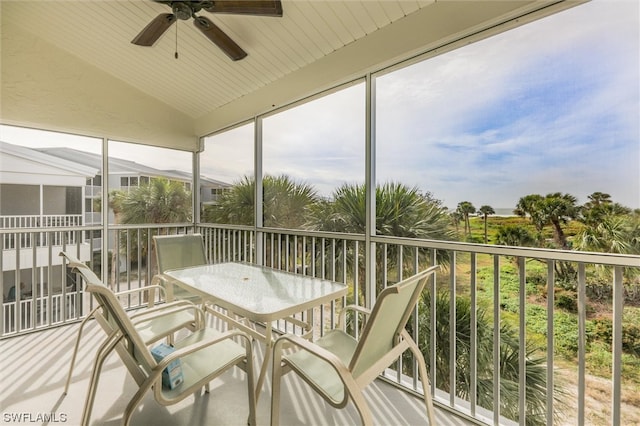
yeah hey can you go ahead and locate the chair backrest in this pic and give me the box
[60,251,157,377]
[154,233,208,273]
[349,265,439,380]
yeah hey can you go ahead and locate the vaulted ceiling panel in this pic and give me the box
[1,0,584,150]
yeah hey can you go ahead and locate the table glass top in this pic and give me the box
[164,262,347,318]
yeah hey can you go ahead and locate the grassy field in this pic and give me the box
[465,215,584,244]
[449,219,640,424]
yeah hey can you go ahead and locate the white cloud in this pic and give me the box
[374,0,639,208]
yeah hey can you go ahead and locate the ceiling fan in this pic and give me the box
[132,1,283,61]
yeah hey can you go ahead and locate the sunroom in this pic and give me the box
[1,1,639,425]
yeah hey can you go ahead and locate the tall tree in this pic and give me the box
[414,291,562,425]
[478,205,495,243]
[204,174,318,228]
[540,192,579,249]
[515,193,579,249]
[308,182,454,302]
[575,213,640,255]
[263,175,319,228]
[108,179,192,288]
[495,225,537,247]
[456,201,476,236]
[581,191,631,227]
[309,182,453,241]
[450,210,463,236]
[514,194,546,243]
[110,179,192,224]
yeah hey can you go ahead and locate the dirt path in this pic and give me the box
[555,367,640,425]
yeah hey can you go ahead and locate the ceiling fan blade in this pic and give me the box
[193,16,247,61]
[132,13,177,46]
[204,1,283,17]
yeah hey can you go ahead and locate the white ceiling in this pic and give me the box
[1,0,583,151]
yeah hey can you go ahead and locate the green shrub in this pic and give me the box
[623,324,640,355]
[590,318,612,343]
[554,312,580,357]
[555,290,578,312]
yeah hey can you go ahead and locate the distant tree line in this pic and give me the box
[453,191,639,256]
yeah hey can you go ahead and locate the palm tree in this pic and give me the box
[581,192,631,227]
[110,179,192,224]
[108,179,192,288]
[309,182,453,241]
[514,194,546,243]
[263,175,319,228]
[450,210,463,237]
[456,201,476,236]
[575,214,640,255]
[203,175,255,225]
[586,191,612,206]
[478,205,495,243]
[203,174,318,228]
[515,193,579,249]
[413,290,564,425]
[540,193,579,249]
[495,225,537,247]
[308,181,454,302]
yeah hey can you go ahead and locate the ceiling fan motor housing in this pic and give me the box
[171,2,193,20]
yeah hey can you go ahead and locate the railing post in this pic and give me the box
[518,256,526,425]
[546,260,555,426]
[493,254,501,425]
[577,263,586,425]
[612,266,623,426]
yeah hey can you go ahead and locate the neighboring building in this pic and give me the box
[1,141,97,301]
[162,169,231,207]
[0,141,230,303]
[35,147,231,226]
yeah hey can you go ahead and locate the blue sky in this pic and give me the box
[374,0,639,209]
[2,0,638,211]
[206,0,639,210]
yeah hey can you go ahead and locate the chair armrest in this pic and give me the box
[154,329,252,370]
[273,333,349,375]
[114,285,167,306]
[130,300,196,319]
[337,304,372,329]
[131,301,204,327]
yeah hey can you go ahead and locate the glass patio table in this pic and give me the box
[163,262,348,400]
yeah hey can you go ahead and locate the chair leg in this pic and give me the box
[349,389,374,426]
[123,378,156,426]
[245,339,257,426]
[270,339,285,426]
[64,307,99,395]
[410,340,436,425]
[81,333,122,426]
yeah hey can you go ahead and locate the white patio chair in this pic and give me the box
[270,265,440,426]
[61,251,198,395]
[63,251,256,426]
[152,233,208,304]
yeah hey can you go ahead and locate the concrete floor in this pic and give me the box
[1,321,474,426]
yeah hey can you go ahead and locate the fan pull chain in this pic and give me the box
[175,21,179,59]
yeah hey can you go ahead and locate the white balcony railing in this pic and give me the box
[1,222,638,425]
[1,215,83,250]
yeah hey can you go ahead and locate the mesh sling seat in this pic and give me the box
[152,233,208,305]
[61,251,199,395]
[270,265,440,426]
[61,252,256,426]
